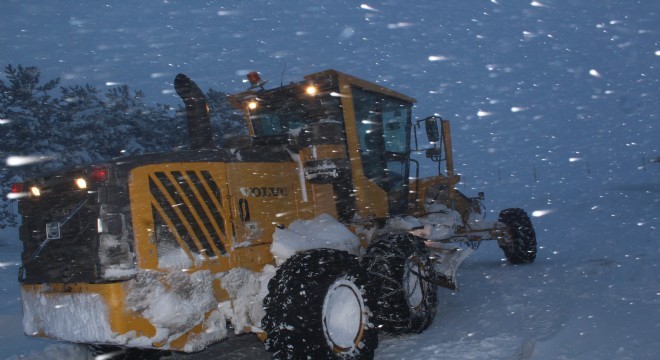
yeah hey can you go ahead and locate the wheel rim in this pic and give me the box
[404,257,424,309]
[322,279,365,352]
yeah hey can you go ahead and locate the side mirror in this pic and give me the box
[425,147,441,160]
[424,116,440,143]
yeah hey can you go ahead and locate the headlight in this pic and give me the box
[305,85,317,96]
[75,178,87,190]
[30,186,41,197]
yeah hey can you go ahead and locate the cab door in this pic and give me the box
[351,86,412,215]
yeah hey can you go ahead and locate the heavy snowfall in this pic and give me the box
[1,1,658,359]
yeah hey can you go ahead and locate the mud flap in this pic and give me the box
[424,242,474,290]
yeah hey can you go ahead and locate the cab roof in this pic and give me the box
[227,69,416,110]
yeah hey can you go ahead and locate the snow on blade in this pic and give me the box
[123,270,220,351]
[21,288,115,344]
[389,202,463,241]
[271,214,360,266]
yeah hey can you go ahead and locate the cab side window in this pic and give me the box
[352,86,411,214]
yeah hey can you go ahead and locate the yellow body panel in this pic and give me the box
[129,160,325,271]
[129,163,234,272]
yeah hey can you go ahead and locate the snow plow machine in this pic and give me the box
[13,70,536,359]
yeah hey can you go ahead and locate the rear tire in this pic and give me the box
[261,249,377,359]
[363,233,437,334]
[498,208,537,264]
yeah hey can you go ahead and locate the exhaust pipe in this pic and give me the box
[174,73,214,150]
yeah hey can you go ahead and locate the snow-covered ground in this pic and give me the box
[378,172,660,359]
[2,165,658,359]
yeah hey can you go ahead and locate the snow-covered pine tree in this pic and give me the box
[99,85,184,156]
[206,88,247,146]
[1,64,246,230]
[0,65,60,229]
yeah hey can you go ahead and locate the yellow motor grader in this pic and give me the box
[13,69,536,359]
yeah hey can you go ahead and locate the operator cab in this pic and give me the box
[228,70,415,217]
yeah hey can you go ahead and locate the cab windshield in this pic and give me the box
[248,85,342,136]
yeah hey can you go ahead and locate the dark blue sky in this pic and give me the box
[2,0,658,182]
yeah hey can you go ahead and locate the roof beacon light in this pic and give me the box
[246,71,268,90]
[247,71,261,85]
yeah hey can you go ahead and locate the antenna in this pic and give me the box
[280,62,287,87]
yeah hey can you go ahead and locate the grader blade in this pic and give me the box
[425,243,474,290]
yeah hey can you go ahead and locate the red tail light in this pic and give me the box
[11,182,26,193]
[7,182,27,199]
[90,167,109,182]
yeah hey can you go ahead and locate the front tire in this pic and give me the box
[261,249,377,359]
[498,208,537,264]
[363,233,438,334]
